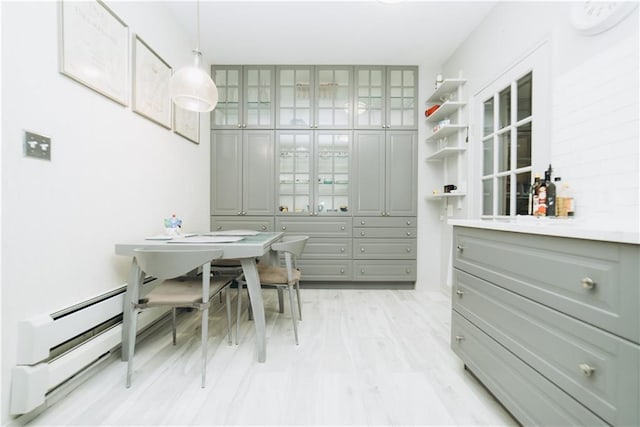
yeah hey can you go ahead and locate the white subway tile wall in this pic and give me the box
[552,35,639,231]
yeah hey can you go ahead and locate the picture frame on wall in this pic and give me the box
[58,0,129,106]
[132,34,172,129]
[173,105,200,144]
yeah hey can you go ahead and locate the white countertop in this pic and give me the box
[448,217,640,245]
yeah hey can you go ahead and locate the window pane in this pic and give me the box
[498,133,510,172]
[497,175,510,216]
[517,72,532,121]
[483,138,493,176]
[483,98,494,136]
[516,171,532,215]
[516,122,532,168]
[482,179,493,216]
[499,86,511,129]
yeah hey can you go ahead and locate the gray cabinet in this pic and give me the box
[354,66,418,130]
[353,130,417,216]
[211,130,274,216]
[276,66,353,129]
[276,130,351,215]
[211,66,275,129]
[451,226,640,426]
[210,216,274,232]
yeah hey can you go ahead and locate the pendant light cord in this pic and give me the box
[196,0,200,52]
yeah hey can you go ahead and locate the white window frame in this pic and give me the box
[470,41,551,219]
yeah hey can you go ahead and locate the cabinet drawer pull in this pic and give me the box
[579,363,596,377]
[360,231,366,236]
[455,335,465,342]
[216,225,222,230]
[340,226,345,230]
[361,268,365,274]
[340,247,345,252]
[406,231,411,236]
[361,220,366,225]
[261,225,267,230]
[406,248,411,252]
[340,268,345,274]
[455,290,464,297]
[456,244,464,253]
[281,226,286,230]
[360,248,365,252]
[405,269,411,274]
[581,277,596,290]
[406,221,412,225]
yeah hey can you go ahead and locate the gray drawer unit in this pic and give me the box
[296,259,352,281]
[453,227,640,343]
[451,312,607,427]
[302,238,352,259]
[454,269,640,426]
[353,216,416,227]
[353,239,416,259]
[275,217,351,237]
[353,227,416,238]
[211,216,274,232]
[354,260,416,281]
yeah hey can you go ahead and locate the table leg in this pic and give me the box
[121,260,143,362]
[240,258,266,363]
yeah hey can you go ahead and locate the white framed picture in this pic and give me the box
[173,105,200,144]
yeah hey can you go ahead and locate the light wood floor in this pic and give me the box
[27,289,518,426]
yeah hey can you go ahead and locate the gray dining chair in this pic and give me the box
[237,235,309,345]
[126,248,233,388]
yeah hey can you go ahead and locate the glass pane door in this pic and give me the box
[277,131,311,213]
[277,67,313,128]
[316,132,350,213]
[244,67,274,128]
[212,67,242,128]
[355,67,385,129]
[387,67,417,129]
[316,67,352,128]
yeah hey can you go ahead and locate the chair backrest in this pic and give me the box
[133,249,224,281]
[271,236,309,281]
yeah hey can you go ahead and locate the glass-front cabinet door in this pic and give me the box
[277,67,314,129]
[276,130,351,215]
[386,67,418,130]
[354,66,386,129]
[211,66,274,129]
[315,66,352,129]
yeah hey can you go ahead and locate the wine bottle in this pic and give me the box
[530,175,541,215]
[545,165,556,217]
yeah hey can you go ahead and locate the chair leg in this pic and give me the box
[125,305,138,388]
[225,288,232,345]
[288,285,299,345]
[172,308,177,345]
[235,283,242,345]
[277,288,285,313]
[201,306,208,388]
[295,281,302,320]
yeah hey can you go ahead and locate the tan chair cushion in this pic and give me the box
[145,276,232,307]
[257,264,301,286]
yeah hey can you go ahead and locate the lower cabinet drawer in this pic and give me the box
[451,311,607,427]
[275,217,351,237]
[353,260,416,281]
[453,269,640,426]
[211,216,274,232]
[353,239,416,259]
[301,238,351,259]
[296,259,352,281]
[353,227,416,238]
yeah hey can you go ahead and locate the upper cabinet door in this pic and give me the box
[243,66,275,129]
[352,131,386,216]
[276,66,314,129]
[211,131,243,214]
[386,131,417,216]
[211,66,243,129]
[315,66,353,129]
[355,67,386,130]
[386,67,418,130]
[243,130,274,215]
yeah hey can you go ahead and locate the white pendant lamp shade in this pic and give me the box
[170,50,218,112]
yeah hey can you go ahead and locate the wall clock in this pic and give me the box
[570,1,638,35]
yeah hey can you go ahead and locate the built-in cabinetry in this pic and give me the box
[425,78,467,201]
[451,225,640,426]
[211,64,418,285]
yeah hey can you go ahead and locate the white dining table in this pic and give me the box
[115,231,283,363]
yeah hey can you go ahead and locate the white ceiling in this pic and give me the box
[163,1,497,66]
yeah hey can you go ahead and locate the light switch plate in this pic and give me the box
[24,131,51,161]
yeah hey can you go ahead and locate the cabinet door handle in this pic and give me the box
[237,124,242,129]
[242,211,246,215]
[581,277,596,290]
[216,225,222,230]
[579,363,596,377]
[455,290,464,297]
[309,212,314,216]
[340,226,345,230]
[456,244,464,253]
[360,231,366,236]
[261,225,267,230]
[455,335,465,342]
[406,248,411,253]
[242,124,247,128]
[282,226,287,230]
[405,269,411,274]
[340,268,345,274]
[237,211,242,215]
[340,247,345,252]
[360,248,365,252]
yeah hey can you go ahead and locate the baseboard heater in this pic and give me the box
[10,280,167,415]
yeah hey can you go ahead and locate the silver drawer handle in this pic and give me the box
[361,231,366,236]
[456,244,464,253]
[340,268,345,274]
[406,221,411,225]
[455,335,465,342]
[361,220,366,225]
[361,268,365,274]
[340,248,345,252]
[361,248,365,252]
[405,269,411,274]
[406,248,411,252]
[579,363,596,377]
[340,226,345,230]
[406,231,411,236]
[216,225,222,230]
[261,225,267,230]
[281,226,286,230]
[455,290,464,297]
[581,277,596,290]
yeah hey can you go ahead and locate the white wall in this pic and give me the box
[426,1,639,292]
[0,2,211,423]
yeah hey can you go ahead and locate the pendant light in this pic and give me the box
[169,0,218,112]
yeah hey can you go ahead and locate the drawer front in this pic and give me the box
[353,239,416,259]
[452,312,607,427]
[353,216,416,228]
[300,238,351,259]
[353,260,416,281]
[296,259,352,281]
[453,269,640,426]
[276,217,351,237]
[453,226,640,343]
[353,227,416,238]
[211,216,274,232]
